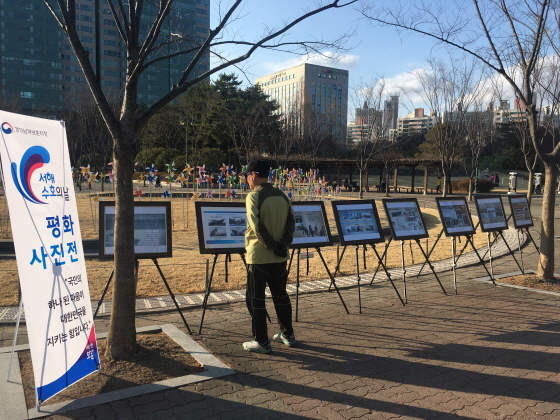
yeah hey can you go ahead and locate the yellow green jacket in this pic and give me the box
[245,183,295,264]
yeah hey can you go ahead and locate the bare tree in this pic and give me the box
[45,0,357,359]
[408,57,475,196]
[349,78,394,197]
[360,0,559,279]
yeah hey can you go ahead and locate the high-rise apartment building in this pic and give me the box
[255,63,349,142]
[396,108,435,136]
[347,102,383,143]
[0,0,210,115]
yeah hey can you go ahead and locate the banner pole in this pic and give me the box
[6,299,23,381]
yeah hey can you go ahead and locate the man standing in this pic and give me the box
[241,160,296,353]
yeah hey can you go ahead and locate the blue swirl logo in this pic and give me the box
[11,146,50,204]
[1,122,13,135]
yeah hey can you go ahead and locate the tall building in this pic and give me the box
[347,102,383,143]
[0,0,210,115]
[382,95,399,137]
[255,63,349,142]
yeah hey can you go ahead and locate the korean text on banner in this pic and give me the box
[0,111,99,404]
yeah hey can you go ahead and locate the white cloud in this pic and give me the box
[261,52,361,73]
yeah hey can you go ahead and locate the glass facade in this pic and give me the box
[0,0,210,115]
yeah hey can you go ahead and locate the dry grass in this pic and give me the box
[0,192,488,307]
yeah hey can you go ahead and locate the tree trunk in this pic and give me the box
[358,168,364,199]
[105,131,138,360]
[467,175,473,201]
[536,164,558,281]
[441,168,448,197]
[526,169,534,205]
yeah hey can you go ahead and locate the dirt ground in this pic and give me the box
[19,330,204,408]
[496,274,560,292]
[0,192,490,307]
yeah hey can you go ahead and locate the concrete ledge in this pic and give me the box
[0,324,234,419]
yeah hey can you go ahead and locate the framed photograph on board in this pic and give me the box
[99,201,172,260]
[435,197,476,237]
[382,198,429,240]
[291,201,333,249]
[194,202,247,254]
[507,195,533,228]
[474,195,508,232]
[331,200,385,245]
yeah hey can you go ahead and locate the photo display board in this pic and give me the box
[194,202,247,254]
[291,201,333,248]
[474,195,508,232]
[508,195,533,228]
[435,197,476,237]
[382,198,429,240]
[99,201,172,259]
[331,200,385,245]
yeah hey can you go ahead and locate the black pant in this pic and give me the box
[246,261,293,343]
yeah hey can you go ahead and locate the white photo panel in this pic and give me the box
[383,199,429,240]
[331,200,384,245]
[291,201,333,248]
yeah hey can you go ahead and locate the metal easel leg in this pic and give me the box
[316,247,349,314]
[415,239,447,295]
[370,244,405,305]
[451,237,457,294]
[199,254,218,334]
[400,240,407,304]
[355,245,362,314]
[93,267,114,319]
[153,259,192,335]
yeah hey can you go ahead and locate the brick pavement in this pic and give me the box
[2,201,560,420]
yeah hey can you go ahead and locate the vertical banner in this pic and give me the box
[0,111,99,404]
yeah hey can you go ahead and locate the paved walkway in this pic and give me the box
[3,224,560,419]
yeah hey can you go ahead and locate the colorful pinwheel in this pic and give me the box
[183,164,193,175]
[190,192,200,201]
[134,188,145,198]
[162,189,171,199]
[165,162,176,173]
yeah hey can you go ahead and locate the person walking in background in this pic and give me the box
[241,160,296,354]
[436,176,442,193]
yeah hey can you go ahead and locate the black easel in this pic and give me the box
[336,243,404,311]
[94,259,192,334]
[482,229,524,273]
[400,239,447,303]
[199,253,259,334]
[288,246,349,321]
[369,237,393,285]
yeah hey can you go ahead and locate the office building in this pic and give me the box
[382,95,399,136]
[255,63,349,142]
[0,0,210,115]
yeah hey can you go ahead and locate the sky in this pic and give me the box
[207,0,476,119]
